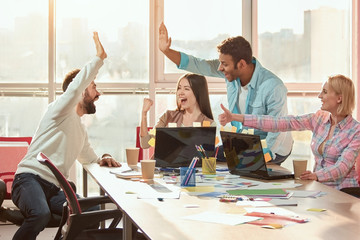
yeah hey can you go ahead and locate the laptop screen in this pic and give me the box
[154,127,216,168]
[220,131,268,173]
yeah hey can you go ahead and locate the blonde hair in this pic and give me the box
[327,74,355,116]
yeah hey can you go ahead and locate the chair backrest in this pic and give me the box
[0,136,32,199]
[136,126,154,161]
[37,152,81,215]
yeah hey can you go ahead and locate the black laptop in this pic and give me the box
[220,131,294,180]
[154,127,216,168]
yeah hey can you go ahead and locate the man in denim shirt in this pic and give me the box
[158,22,293,164]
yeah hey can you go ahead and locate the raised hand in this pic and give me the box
[218,104,233,126]
[93,32,107,60]
[142,98,154,115]
[159,22,172,53]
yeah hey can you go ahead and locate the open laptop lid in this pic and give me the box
[220,131,294,179]
[154,127,216,168]
[220,131,269,175]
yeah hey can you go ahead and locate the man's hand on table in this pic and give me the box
[98,154,122,167]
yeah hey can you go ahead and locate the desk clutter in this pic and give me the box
[110,163,326,230]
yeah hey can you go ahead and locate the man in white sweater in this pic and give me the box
[10,32,121,240]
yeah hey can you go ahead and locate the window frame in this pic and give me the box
[0,0,357,118]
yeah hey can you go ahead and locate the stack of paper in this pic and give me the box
[226,189,291,198]
[110,169,142,179]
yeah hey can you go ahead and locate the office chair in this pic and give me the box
[37,152,123,240]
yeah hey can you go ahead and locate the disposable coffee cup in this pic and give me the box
[126,148,140,168]
[293,159,308,179]
[140,160,156,180]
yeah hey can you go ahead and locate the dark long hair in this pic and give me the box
[176,73,214,120]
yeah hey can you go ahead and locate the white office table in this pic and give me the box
[83,163,360,240]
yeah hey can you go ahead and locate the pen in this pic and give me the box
[214,146,219,158]
[200,145,208,158]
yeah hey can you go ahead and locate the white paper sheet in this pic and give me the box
[182,211,260,225]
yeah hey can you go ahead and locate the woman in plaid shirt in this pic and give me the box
[219,74,360,190]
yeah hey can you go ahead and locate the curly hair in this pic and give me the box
[217,36,252,66]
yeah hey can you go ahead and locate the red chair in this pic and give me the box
[136,126,154,162]
[0,137,32,199]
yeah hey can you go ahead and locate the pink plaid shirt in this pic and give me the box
[244,110,360,189]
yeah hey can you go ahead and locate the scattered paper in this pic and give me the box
[288,190,322,198]
[148,138,155,147]
[264,152,272,162]
[215,136,220,145]
[261,139,267,148]
[236,201,273,207]
[307,208,326,212]
[193,122,201,127]
[149,128,156,135]
[203,121,211,127]
[244,207,298,217]
[231,126,237,132]
[182,211,260,226]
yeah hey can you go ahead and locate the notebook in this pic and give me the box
[220,131,294,180]
[154,127,216,168]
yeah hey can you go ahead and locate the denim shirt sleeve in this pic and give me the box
[177,52,225,78]
[256,79,288,154]
[246,60,290,156]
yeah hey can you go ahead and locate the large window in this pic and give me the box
[162,0,242,76]
[56,0,149,83]
[257,0,351,83]
[0,0,356,194]
[257,0,352,171]
[0,0,48,83]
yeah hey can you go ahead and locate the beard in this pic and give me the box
[82,90,97,114]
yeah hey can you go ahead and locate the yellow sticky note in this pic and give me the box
[168,123,177,128]
[261,139,267,148]
[215,136,220,146]
[182,186,215,192]
[241,129,248,134]
[220,126,225,131]
[248,128,254,135]
[262,224,283,229]
[203,121,210,127]
[264,152,272,162]
[231,126,237,133]
[307,208,326,212]
[225,127,232,132]
[148,138,155,147]
[193,122,201,127]
[149,128,156,136]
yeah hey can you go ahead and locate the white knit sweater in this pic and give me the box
[16,57,103,186]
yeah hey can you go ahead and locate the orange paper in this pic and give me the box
[231,126,237,133]
[215,136,220,146]
[202,121,211,127]
[264,152,272,162]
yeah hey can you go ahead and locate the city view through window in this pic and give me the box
[0,0,353,193]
